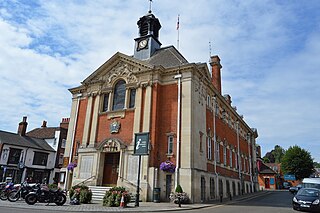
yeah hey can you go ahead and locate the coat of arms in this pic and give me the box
[110,120,121,133]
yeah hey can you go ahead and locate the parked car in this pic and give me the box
[283,181,292,189]
[289,184,303,194]
[292,188,320,212]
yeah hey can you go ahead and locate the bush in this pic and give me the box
[175,185,183,193]
[170,185,190,204]
[103,186,131,207]
[170,192,190,204]
[69,185,92,204]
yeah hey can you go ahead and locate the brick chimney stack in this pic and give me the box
[60,118,70,129]
[17,116,28,136]
[210,55,222,94]
[41,120,47,128]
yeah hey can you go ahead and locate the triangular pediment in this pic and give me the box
[82,52,154,88]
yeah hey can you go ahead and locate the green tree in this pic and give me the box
[273,145,285,163]
[262,145,285,163]
[314,162,320,168]
[281,145,314,180]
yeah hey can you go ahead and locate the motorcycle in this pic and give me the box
[24,184,66,206]
[0,182,16,200]
[7,181,37,202]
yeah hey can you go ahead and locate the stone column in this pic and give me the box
[82,94,93,146]
[89,93,101,147]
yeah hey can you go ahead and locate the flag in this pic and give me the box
[176,15,180,30]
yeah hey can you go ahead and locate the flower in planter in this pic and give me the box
[67,162,77,171]
[160,161,176,173]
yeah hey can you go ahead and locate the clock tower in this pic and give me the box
[133,10,162,60]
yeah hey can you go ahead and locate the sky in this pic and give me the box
[0,0,319,162]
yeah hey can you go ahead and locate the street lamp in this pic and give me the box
[174,73,182,189]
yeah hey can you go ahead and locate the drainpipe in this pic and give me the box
[236,121,241,194]
[213,95,219,198]
[174,73,182,190]
[65,93,82,190]
[247,133,253,192]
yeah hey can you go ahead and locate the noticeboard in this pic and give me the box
[134,132,149,155]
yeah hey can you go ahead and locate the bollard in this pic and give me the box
[178,196,181,207]
[220,193,223,203]
[229,193,232,201]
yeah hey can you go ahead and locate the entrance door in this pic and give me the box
[165,175,172,201]
[103,153,120,186]
[265,178,270,189]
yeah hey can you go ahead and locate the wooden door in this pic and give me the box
[103,153,120,186]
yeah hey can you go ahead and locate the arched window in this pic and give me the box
[112,80,126,110]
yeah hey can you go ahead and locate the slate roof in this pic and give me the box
[27,127,60,139]
[145,46,189,68]
[0,130,55,152]
[259,161,277,174]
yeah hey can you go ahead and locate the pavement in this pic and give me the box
[0,191,270,212]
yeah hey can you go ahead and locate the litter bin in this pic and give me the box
[153,187,161,203]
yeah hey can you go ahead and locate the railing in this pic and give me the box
[74,175,96,187]
[119,176,141,191]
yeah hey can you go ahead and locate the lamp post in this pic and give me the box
[174,73,182,189]
[236,121,241,194]
[213,95,219,198]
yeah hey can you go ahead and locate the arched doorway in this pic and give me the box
[98,138,126,186]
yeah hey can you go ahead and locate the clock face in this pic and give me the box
[138,39,148,50]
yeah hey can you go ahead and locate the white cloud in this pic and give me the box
[0,0,320,162]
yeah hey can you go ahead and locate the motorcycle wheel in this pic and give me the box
[54,194,66,206]
[0,191,8,200]
[8,190,20,202]
[25,194,37,205]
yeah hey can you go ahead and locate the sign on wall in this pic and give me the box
[134,132,149,155]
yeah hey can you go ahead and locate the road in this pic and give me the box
[0,190,296,213]
[190,190,296,213]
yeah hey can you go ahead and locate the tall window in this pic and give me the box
[33,152,48,166]
[207,137,212,160]
[210,177,215,199]
[112,80,126,110]
[223,145,227,165]
[102,93,109,112]
[167,135,174,154]
[216,142,220,163]
[7,148,22,164]
[199,132,203,152]
[129,88,136,108]
[235,152,238,169]
[229,150,233,168]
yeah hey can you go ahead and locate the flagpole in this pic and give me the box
[177,14,180,50]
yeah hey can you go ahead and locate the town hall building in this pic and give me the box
[62,9,259,203]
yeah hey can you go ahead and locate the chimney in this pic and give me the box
[41,120,47,128]
[210,55,222,94]
[60,118,70,129]
[17,116,28,136]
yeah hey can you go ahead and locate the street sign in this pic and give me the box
[284,174,296,181]
[134,132,149,155]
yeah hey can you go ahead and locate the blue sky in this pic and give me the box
[0,0,319,162]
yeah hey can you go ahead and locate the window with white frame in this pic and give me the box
[229,149,233,168]
[235,152,238,169]
[207,137,212,160]
[216,142,220,163]
[167,135,174,155]
[223,145,227,165]
[207,95,211,108]
[61,139,66,148]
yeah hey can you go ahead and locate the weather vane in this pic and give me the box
[148,0,153,13]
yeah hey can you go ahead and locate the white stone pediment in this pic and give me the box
[82,52,153,88]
